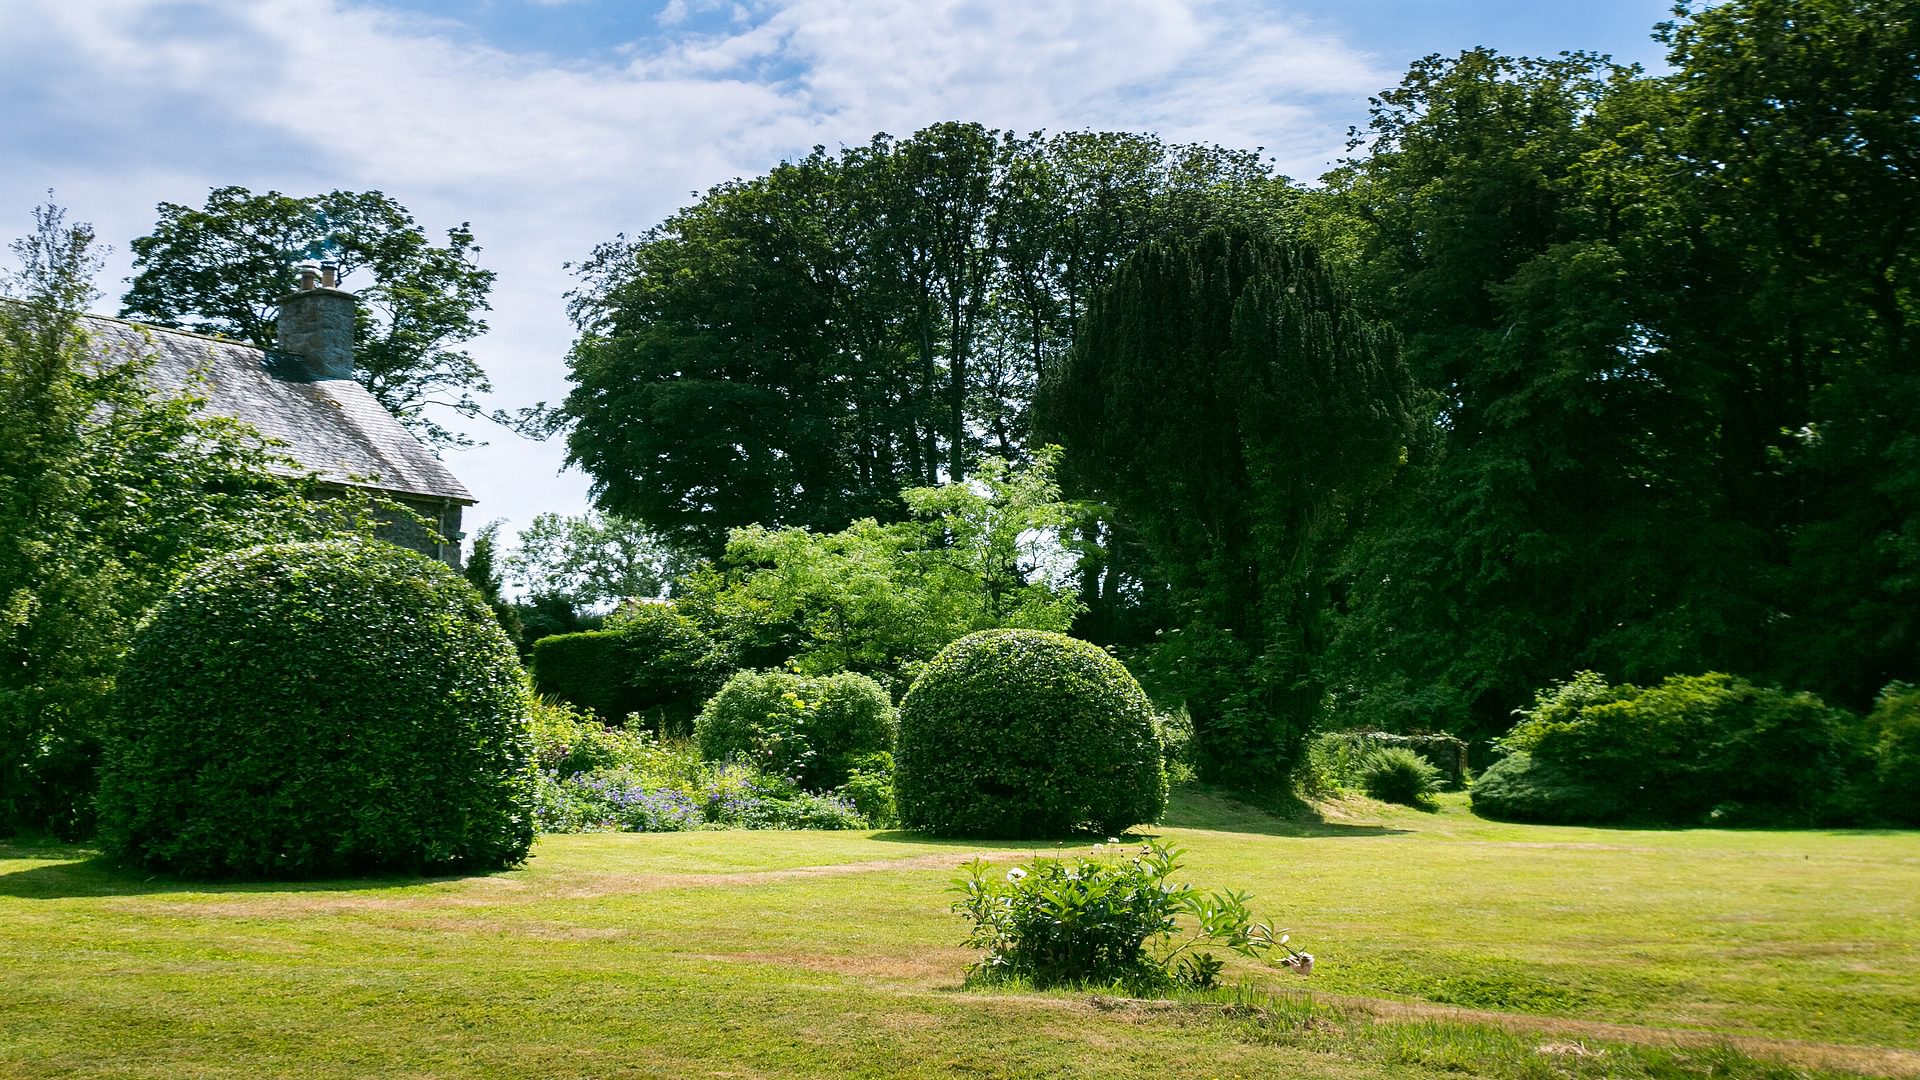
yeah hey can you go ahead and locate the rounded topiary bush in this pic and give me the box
[98,539,535,879]
[894,629,1166,837]
[695,669,895,791]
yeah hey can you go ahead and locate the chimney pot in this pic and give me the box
[297,262,320,291]
[320,261,339,289]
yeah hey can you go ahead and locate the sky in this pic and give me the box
[0,0,1678,555]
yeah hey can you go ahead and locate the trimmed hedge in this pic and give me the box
[895,629,1167,838]
[694,669,895,791]
[529,604,727,731]
[98,540,535,879]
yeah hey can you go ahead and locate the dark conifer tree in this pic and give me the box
[1036,227,1411,784]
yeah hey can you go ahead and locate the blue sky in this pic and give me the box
[0,0,1677,563]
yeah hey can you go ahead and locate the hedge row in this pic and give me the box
[529,604,729,731]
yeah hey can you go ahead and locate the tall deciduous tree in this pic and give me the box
[1036,227,1411,783]
[504,511,683,611]
[120,186,496,448]
[1656,0,1920,704]
[564,125,1292,559]
[1321,0,1920,737]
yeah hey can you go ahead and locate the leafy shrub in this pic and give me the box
[98,540,535,878]
[1480,671,1855,825]
[529,604,729,732]
[1306,731,1469,794]
[671,456,1080,692]
[951,840,1310,993]
[1359,747,1442,807]
[1469,752,1630,824]
[694,670,896,791]
[1154,707,1197,785]
[836,751,896,827]
[528,694,641,777]
[1862,684,1920,826]
[895,629,1166,838]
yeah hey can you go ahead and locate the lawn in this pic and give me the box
[3,790,1915,1079]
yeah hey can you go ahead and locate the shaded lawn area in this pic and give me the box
[1,790,1915,1079]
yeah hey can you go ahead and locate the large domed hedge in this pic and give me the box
[895,629,1166,837]
[98,539,535,878]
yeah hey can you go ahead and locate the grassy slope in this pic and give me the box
[1,791,1915,1079]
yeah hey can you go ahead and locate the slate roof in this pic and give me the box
[81,314,473,504]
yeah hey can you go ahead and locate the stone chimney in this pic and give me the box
[276,260,355,379]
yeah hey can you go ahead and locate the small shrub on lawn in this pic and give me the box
[1305,731,1469,794]
[694,669,895,790]
[99,539,534,879]
[1359,747,1442,808]
[951,839,1311,994]
[896,629,1167,838]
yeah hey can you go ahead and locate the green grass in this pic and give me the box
[2,789,1915,1078]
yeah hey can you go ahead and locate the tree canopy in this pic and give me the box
[1316,0,1920,738]
[120,186,496,448]
[562,125,1292,557]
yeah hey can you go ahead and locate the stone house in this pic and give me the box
[81,263,473,564]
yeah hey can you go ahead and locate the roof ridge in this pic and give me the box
[78,309,262,350]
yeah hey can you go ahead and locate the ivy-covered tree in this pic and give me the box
[1035,227,1411,784]
[120,186,496,448]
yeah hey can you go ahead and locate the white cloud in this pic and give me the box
[0,0,1393,545]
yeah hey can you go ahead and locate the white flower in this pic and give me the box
[1005,867,1027,883]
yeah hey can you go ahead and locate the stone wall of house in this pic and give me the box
[379,497,466,570]
[311,483,466,569]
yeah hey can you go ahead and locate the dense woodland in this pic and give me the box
[563,0,1920,757]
